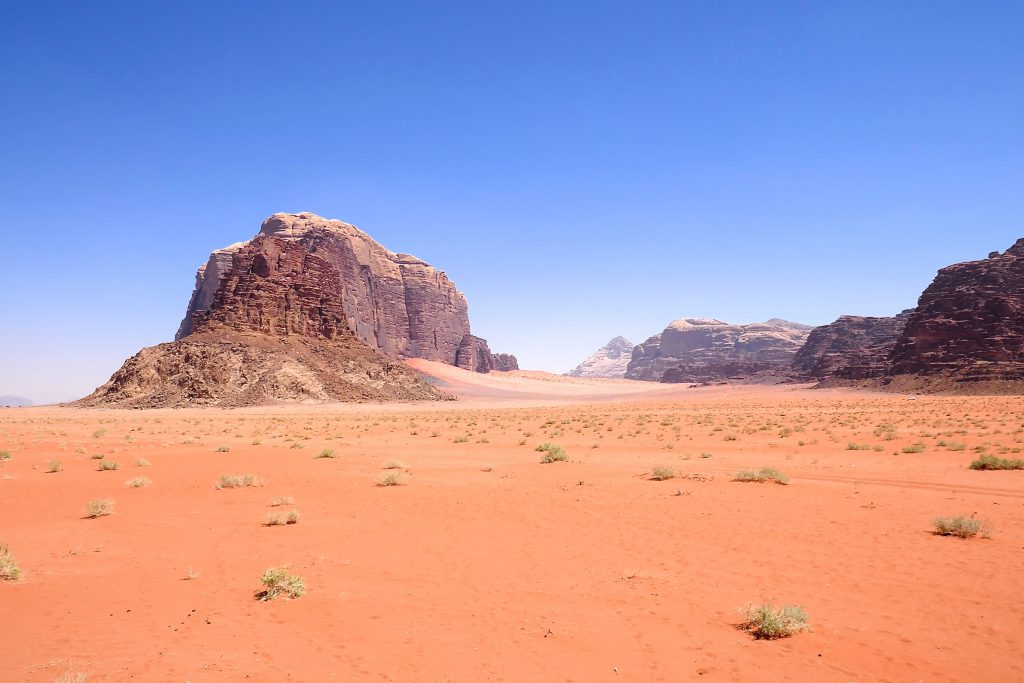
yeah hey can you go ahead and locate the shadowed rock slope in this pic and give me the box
[566,336,635,378]
[789,311,914,381]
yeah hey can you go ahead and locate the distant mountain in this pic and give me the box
[0,395,33,407]
[626,318,813,383]
[566,336,635,378]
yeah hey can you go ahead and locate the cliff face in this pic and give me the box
[888,239,1024,382]
[566,336,635,378]
[789,311,913,380]
[626,319,812,383]
[178,213,473,365]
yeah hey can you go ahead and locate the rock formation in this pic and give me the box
[626,319,813,383]
[491,353,520,372]
[565,336,635,378]
[886,239,1024,385]
[0,395,32,408]
[80,211,508,407]
[788,311,913,380]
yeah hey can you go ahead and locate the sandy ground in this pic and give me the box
[1,365,1023,682]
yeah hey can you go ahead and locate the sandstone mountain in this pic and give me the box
[565,336,635,378]
[81,212,513,406]
[0,395,32,407]
[885,239,1024,388]
[626,319,813,383]
[788,311,914,381]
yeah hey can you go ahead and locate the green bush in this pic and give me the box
[259,567,305,600]
[969,454,1024,470]
[536,443,568,463]
[743,603,809,639]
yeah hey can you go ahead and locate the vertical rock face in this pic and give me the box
[625,319,813,382]
[177,212,501,371]
[491,353,520,372]
[565,336,635,378]
[888,239,1024,381]
[454,334,494,373]
[788,311,914,380]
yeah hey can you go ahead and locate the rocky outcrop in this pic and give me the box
[789,311,913,380]
[626,319,812,383]
[0,396,32,407]
[178,213,475,365]
[566,336,635,378]
[80,211,506,407]
[491,353,519,372]
[79,330,443,408]
[887,239,1024,384]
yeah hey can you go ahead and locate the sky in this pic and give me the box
[1,1,1023,402]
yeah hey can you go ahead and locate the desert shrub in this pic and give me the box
[46,460,63,473]
[650,466,677,481]
[846,442,871,451]
[536,443,568,463]
[0,450,11,460]
[700,451,713,458]
[90,453,105,460]
[902,443,926,454]
[969,454,1024,470]
[259,567,305,600]
[52,672,89,683]
[85,499,114,518]
[266,510,301,526]
[98,460,120,471]
[734,467,789,485]
[453,436,469,443]
[0,543,20,581]
[92,429,106,438]
[742,603,809,639]
[215,446,231,453]
[125,476,151,488]
[269,496,295,507]
[381,459,406,470]
[216,474,260,489]
[377,471,406,487]
[315,449,337,459]
[933,515,988,538]
[289,442,305,449]
[135,458,150,467]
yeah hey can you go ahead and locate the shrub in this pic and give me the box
[46,460,63,473]
[289,442,305,449]
[125,476,151,488]
[0,450,11,460]
[98,460,120,471]
[85,499,114,518]
[846,442,871,451]
[969,454,1024,470]
[215,446,231,453]
[269,496,295,507]
[216,474,260,489]
[90,453,105,460]
[0,543,20,581]
[266,510,301,526]
[742,603,809,639]
[650,466,677,481]
[377,471,406,487]
[135,458,151,467]
[381,459,406,470]
[314,449,337,459]
[734,467,789,485]
[536,443,568,463]
[902,443,926,454]
[933,515,988,538]
[259,567,305,600]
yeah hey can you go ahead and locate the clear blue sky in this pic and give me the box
[2,1,1022,402]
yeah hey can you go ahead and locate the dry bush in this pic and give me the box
[381,459,406,470]
[216,474,260,489]
[269,496,295,507]
[0,543,20,581]
[258,567,305,600]
[536,443,568,463]
[46,460,63,473]
[98,460,119,471]
[377,471,406,487]
[969,454,1024,470]
[315,449,337,459]
[734,467,789,485]
[742,603,809,639]
[933,515,989,538]
[125,476,151,488]
[85,499,114,518]
[266,510,301,526]
[650,466,677,481]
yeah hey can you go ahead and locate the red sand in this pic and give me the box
[1,367,1022,682]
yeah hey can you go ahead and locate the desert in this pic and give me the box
[3,364,1023,681]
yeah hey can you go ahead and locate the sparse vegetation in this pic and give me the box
[315,448,337,459]
[902,443,926,454]
[381,459,406,469]
[0,543,21,581]
[269,496,295,507]
[46,459,62,473]
[266,509,301,526]
[969,454,1024,470]
[536,442,568,463]
[216,474,260,489]
[90,453,105,460]
[933,515,988,538]
[215,445,231,453]
[0,450,11,460]
[135,458,151,467]
[742,603,809,639]
[125,476,151,488]
[98,460,120,471]
[377,471,406,486]
[650,466,677,481]
[734,467,789,485]
[258,566,305,600]
[85,499,114,518]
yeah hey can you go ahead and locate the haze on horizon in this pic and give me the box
[1,2,1022,402]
